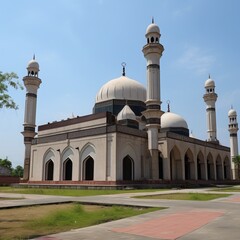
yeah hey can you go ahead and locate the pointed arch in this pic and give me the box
[170,145,182,180]
[43,148,55,181]
[197,151,206,180]
[159,152,163,179]
[123,155,134,180]
[207,152,215,180]
[61,147,74,181]
[184,148,195,180]
[63,158,72,180]
[223,156,231,180]
[80,143,96,161]
[45,160,54,180]
[216,155,223,180]
[80,143,96,181]
[83,156,94,180]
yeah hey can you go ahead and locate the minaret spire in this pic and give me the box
[22,57,41,180]
[203,76,218,143]
[228,108,239,179]
[142,20,164,179]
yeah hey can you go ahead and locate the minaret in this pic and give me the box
[22,56,41,180]
[228,108,239,179]
[203,76,219,143]
[142,19,164,179]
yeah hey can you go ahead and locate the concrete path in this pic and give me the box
[0,188,240,239]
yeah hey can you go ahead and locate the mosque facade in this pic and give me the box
[21,21,239,185]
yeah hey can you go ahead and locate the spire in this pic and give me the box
[167,100,170,112]
[33,54,35,60]
[152,17,154,24]
[121,62,126,76]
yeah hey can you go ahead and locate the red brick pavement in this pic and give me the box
[113,210,224,239]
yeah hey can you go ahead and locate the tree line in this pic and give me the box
[0,157,23,177]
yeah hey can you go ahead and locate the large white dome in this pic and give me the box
[161,112,188,129]
[95,76,146,103]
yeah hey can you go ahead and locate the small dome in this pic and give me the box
[228,108,237,117]
[161,112,188,129]
[27,58,39,71]
[205,77,215,88]
[117,105,136,121]
[146,23,160,35]
[96,76,146,103]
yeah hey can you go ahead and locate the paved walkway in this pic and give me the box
[0,188,240,239]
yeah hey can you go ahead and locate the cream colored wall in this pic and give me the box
[30,134,110,181]
[115,133,148,180]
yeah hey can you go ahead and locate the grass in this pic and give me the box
[0,186,164,197]
[0,203,162,240]
[212,187,240,192]
[134,192,231,201]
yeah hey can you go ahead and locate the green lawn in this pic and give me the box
[0,203,163,240]
[134,192,231,201]
[0,186,163,197]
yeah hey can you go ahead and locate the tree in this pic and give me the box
[12,165,24,177]
[0,71,23,109]
[0,157,12,171]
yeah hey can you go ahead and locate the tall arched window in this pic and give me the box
[45,160,54,180]
[63,158,72,180]
[84,157,94,180]
[123,156,134,180]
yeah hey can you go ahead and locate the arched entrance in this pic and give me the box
[223,157,231,179]
[184,149,194,180]
[45,160,54,180]
[170,146,182,180]
[159,153,163,179]
[207,153,215,180]
[63,158,72,180]
[84,157,94,180]
[216,155,223,180]
[197,151,205,180]
[123,156,134,180]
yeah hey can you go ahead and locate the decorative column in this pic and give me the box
[203,76,219,143]
[228,108,239,179]
[22,56,41,180]
[142,19,164,179]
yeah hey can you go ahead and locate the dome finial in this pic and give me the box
[167,100,170,112]
[209,73,211,79]
[121,62,126,76]
[33,54,35,60]
[152,17,154,24]
[231,104,233,109]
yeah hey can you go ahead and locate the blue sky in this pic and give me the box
[1,0,240,167]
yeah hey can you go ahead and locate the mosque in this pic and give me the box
[21,21,239,186]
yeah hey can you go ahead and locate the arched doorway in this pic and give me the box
[216,155,223,180]
[45,160,54,180]
[197,151,205,180]
[63,158,72,180]
[159,153,163,179]
[184,149,194,180]
[84,157,94,180]
[123,156,134,180]
[170,146,182,180]
[207,153,214,180]
[223,157,231,179]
